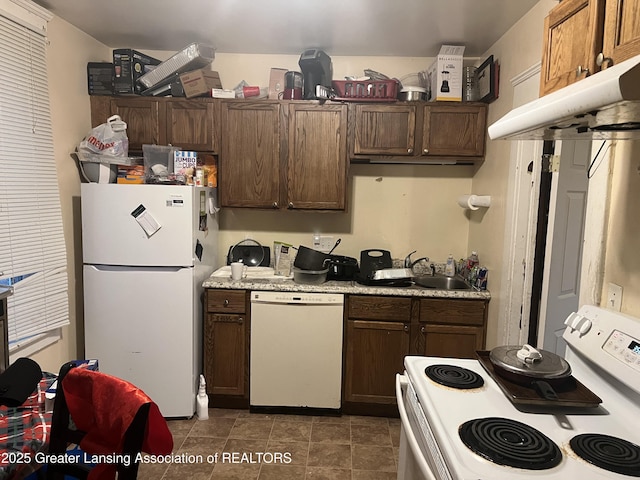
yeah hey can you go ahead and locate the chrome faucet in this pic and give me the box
[404,251,430,271]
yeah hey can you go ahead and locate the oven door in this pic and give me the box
[396,373,452,480]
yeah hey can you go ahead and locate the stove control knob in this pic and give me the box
[578,318,592,336]
[564,312,583,332]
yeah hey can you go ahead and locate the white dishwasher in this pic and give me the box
[250,290,344,410]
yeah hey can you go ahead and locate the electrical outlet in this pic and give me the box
[319,236,335,253]
[312,235,336,252]
[607,283,623,311]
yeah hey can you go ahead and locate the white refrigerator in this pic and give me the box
[81,183,218,417]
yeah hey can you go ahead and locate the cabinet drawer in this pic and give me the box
[206,289,246,313]
[419,298,485,326]
[348,295,412,322]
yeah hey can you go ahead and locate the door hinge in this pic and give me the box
[541,154,560,173]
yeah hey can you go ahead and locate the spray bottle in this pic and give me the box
[196,374,209,420]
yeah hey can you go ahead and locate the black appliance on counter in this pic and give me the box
[326,255,359,281]
[298,49,332,100]
[356,249,412,287]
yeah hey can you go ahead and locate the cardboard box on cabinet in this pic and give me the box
[179,68,222,98]
[428,45,465,101]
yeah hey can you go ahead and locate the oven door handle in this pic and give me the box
[396,374,438,480]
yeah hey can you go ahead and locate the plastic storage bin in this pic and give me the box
[142,144,181,184]
[332,79,399,102]
[292,267,329,285]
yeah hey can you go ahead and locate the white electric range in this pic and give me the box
[396,305,640,480]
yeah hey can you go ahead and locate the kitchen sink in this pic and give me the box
[414,275,473,290]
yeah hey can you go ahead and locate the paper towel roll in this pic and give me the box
[458,195,491,210]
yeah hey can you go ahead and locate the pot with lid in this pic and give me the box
[489,344,572,401]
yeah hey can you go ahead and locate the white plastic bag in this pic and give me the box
[78,115,129,157]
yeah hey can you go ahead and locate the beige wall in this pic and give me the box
[603,141,640,315]
[219,164,475,265]
[471,0,557,348]
[29,17,110,372]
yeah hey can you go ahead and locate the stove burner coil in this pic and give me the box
[424,365,484,389]
[459,417,562,470]
[570,434,640,477]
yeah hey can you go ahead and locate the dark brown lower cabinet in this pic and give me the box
[203,289,249,408]
[342,295,488,415]
[344,319,410,405]
[343,295,412,416]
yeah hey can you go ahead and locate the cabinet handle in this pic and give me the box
[404,324,409,332]
[575,65,589,77]
[423,148,429,154]
[288,202,294,209]
[420,326,426,334]
[238,317,244,324]
[272,202,279,209]
[223,299,229,307]
[596,52,613,68]
[407,148,413,154]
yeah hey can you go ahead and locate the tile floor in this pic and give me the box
[138,408,401,480]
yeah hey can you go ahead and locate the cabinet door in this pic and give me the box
[421,104,486,157]
[109,98,165,151]
[166,100,218,152]
[540,0,606,96]
[219,102,282,208]
[204,313,246,396]
[603,0,640,66]
[344,320,410,404]
[351,104,417,156]
[287,104,348,210]
[419,324,484,359]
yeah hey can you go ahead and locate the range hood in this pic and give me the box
[488,54,640,141]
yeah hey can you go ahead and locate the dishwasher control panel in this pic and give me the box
[250,291,344,305]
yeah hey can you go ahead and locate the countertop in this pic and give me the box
[202,276,491,300]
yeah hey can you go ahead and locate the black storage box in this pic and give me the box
[113,49,160,95]
[87,62,114,95]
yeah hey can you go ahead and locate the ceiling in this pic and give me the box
[34,0,539,58]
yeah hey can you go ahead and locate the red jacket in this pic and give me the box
[62,367,173,479]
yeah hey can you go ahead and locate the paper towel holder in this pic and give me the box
[458,194,491,211]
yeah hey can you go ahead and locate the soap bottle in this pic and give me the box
[196,374,209,420]
[445,254,455,277]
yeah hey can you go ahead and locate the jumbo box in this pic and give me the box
[113,49,161,94]
[428,45,465,101]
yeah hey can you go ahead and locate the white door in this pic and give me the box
[538,140,590,356]
[499,65,543,346]
[83,264,196,417]
[81,183,194,267]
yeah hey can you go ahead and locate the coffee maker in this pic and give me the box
[298,49,332,100]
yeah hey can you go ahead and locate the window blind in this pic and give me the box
[0,10,69,345]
